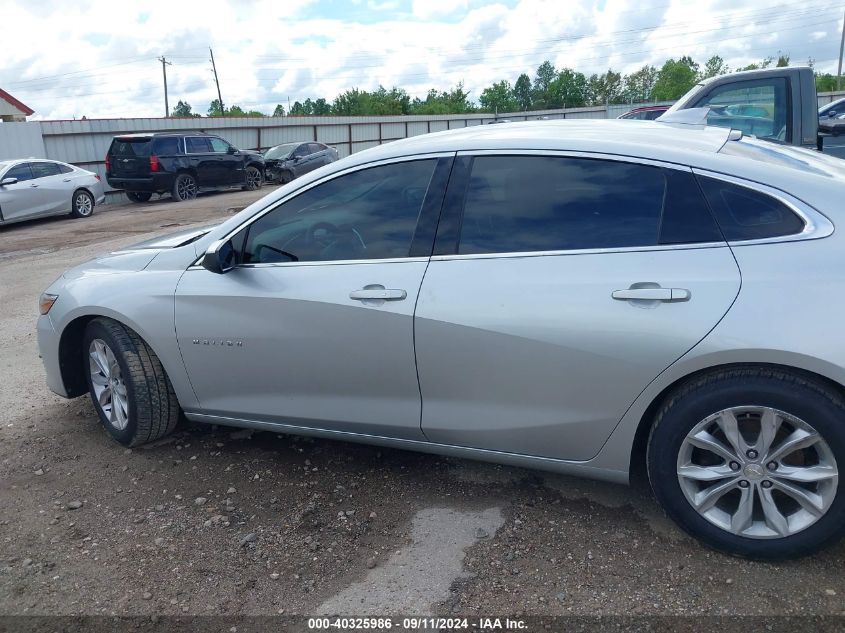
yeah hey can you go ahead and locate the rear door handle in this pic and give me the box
[612,288,690,302]
[29,183,39,188]
[350,288,407,301]
[62,178,72,182]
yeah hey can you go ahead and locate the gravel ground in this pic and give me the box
[1,189,844,625]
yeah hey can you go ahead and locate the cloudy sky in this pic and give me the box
[0,0,841,120]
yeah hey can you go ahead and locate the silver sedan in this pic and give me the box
[0,159,105,225]
[36,120,845,560]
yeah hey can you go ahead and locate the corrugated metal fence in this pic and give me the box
[1,91,843,203]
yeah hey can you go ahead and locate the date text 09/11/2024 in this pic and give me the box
[306,617,527,630]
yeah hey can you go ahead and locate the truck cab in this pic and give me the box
[664,66,845,158]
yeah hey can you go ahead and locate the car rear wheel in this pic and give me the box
[243,165,262,190]
[172,173,197,201]
[126,191,152,203]
[70,190,94,218]
[648,367,845,559]
[83,318,180,446]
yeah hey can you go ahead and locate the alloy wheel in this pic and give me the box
[677,406,838,539]
[75,193,93,216]
[88,339,129,431]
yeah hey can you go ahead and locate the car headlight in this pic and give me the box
[39,293,58,315]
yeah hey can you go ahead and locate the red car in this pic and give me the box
[617,105,670,121]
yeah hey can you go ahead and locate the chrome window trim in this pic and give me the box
[691,168,835,245]
[430,242,728,263]
[187,256,430,271]
[455,148,695,172]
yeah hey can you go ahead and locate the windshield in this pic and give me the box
[0,161,11,172]
[264,143,299,160]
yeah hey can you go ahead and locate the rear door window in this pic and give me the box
[30,162,61,179]
[186,137,213,153]
[456,156,667,254]
[58,164,74,174]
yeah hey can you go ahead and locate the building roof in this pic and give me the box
[0,89,34,116]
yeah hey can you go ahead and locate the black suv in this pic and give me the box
[105,133,265,202]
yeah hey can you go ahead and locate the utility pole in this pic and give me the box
[209,47,224,116]
[158,56,172,117]
[838,8,845,91]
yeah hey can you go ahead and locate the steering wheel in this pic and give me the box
[307,221,340,246]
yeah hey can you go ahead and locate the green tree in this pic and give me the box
[479,80,518,113]
[532,60,557,109]
[816,73,842,92]
[207,98,224,116]
[171,100,198,117]
[547,68,588,108]
[776,53,790,67]
[289,100,307,115]
[586,69,623,105]
[410,83,474,114]
[652,56,699,101]
[738,56,774,72]
[701,55,729,79]
[313,98,331,115]
[513,73,532,110]
[272,104,286,117]
[622,65,657,103]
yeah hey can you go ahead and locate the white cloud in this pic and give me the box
[0,0,840,120]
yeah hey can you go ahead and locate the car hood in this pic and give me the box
[61,226,216,280]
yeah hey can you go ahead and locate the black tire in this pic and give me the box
[172,173,198,201]
[70,189,94,218]
[126,191,152,203]
[83,318,180,447]
[243,165,263,190]
[648,366,845,560]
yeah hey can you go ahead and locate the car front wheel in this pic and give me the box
[83,318,180,446]
[244,165,262,190]
[648,367,844,559]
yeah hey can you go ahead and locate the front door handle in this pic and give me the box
[612,287,690,302]
[29,183,39,188]
[350,288,407,301]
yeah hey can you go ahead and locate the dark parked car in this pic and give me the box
[106,133,265,202]
[618,105,670,120]
[819,97,845,119]
[263,142,338,184]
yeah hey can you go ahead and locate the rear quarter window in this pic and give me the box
[152,137,182,155]
[697,176,805,241]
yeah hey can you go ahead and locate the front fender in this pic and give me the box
[48,269,198,409]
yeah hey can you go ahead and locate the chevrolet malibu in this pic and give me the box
[37,120,845,559]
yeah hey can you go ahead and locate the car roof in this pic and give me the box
[340,119,732,168]
[114,132,213,139]
[625,105,670,113]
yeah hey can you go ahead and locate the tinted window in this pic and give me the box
[209,137,231,153]
[308,143,324,153]
[293,144,309,158]
[111,138,151,157]
[30,162,61,178]
[5,163,34,182]
[697,176,804,241]
[457,156,666,254]
[659,169,723,244]
[243,159,436,263]
[58,163,74,174]
[186,137,212,153]
[694,79,788,142]
[152,137,182,155]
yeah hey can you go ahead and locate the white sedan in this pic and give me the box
[0,158,105,225]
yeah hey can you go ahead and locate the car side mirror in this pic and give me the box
[227,146,238,154]
[201,239,236,274]
[828,111,837,118]
[0,177,18,186]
